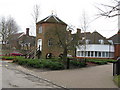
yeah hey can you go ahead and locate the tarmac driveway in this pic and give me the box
[33,63,118,88]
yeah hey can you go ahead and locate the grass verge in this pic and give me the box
[114,75,120,87]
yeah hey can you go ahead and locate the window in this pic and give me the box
[38,25,42,33]
[102,52,105,57]
[86,39,90,44]
[99,39,104,44]
[91,51,94,57]
[95,51,97,57]
[108,40,113,44]
[88,51,90,57]
[81,51,84,56]
[98,52,101,57]
[48,38,53,46]
[77,51,80,56]
[106,52,109,57]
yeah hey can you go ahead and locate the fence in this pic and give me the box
[113,58,120,76]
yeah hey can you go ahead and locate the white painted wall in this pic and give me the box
[77,44,114,52]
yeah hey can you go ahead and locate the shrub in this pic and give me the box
[86,58,116,63]
[70,60,86,67]
[2,56,15,60]
[49,62,65,70]
[13,57,65,70]
[18,59,28,65]
[26,60,43,68]
[86,59,108,65]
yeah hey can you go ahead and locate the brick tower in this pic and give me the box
[36,14,67,58]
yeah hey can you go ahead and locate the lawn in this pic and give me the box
[114,75,120,87]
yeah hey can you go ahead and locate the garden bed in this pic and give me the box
[13,57,87,70]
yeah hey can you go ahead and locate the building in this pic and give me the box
[76,31,114,59]
[19,28,36,51]
[6,28,36,53]
[109,30,120,59]
[36,14,67,58]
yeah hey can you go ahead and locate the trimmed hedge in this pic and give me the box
[86,58,116,63]
[86,59,108,65]
[2,56,16,60]
[70,60,86,67]
[13,57,65,70]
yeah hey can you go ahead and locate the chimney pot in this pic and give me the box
[77,28,81,33]
[26,28,29,36]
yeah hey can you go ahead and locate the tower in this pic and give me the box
[36,14,67,58]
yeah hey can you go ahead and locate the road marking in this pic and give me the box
[5,65,8,67]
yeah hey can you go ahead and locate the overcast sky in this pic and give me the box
[0,0,118,38]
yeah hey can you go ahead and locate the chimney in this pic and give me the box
[77,28,81,34]
[69,30,72,34]
[26,28,29,36]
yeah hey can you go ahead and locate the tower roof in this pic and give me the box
[118,29,120,34]
[37,14,67,25]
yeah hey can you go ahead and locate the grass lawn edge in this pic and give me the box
[113,75,120,87]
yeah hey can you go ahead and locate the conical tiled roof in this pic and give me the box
[37,14,67,25]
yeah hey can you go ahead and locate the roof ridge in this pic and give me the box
[53,15,59,22]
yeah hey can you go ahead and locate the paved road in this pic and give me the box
[1,60,118,88]
[29,63,118,88]
[1,61,60,88]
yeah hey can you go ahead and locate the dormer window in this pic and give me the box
[99,39,104,44]
[108,40,113,45]
[86,39,90,44]
[38,25,42,33]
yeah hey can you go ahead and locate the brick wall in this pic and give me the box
[36,23,67,58]
[114,44,120,59]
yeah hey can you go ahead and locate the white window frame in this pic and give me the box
[99,39,104,44]
[38,25,42,33]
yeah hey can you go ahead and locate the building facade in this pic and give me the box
[76,31,114,59]
[5,28,36,54]
[36,14,67,58]
[109,30,120,59]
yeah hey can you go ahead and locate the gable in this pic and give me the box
[37,15,67,25]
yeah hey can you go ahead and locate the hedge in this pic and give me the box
[70,60,86,67]
[13,57,65,70]
[86,59,108,65]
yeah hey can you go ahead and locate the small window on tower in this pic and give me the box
[48,38,53,46]
[39,25,42,33]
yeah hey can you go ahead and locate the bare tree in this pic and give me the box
[31,4,40,58]
[54,24,80,61]
[32,4,40,24]
[80,11,89,31]
[0,17,7,44]
[0,16,19,45]
[96,0,120,17]
[80,11,90,59]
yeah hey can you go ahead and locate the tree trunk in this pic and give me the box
[63,47,67,61]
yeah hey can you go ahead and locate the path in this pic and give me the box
[31,63,118,88]
[1,61,60,88]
